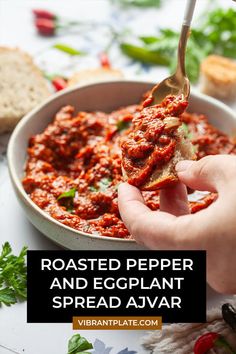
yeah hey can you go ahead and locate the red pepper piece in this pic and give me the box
[142,95,153,108]
[99,52,111,68]
[35,18,56,36]
[52,77,67,91]
[194,332,236,354]
[32,9,56,20]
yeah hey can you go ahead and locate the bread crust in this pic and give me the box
[0,47,50,133]
[200,55,236,100]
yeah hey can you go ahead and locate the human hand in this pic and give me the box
[118,155,236,293]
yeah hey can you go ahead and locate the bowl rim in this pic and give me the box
[7,79,236,243]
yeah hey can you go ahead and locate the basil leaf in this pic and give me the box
[68,334,93,354]
[53,44,86,56]
[117,120,131,131]
[58,188,76,200]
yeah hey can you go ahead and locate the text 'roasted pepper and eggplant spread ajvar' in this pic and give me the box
[22,93,236,239]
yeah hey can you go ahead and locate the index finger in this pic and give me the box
[118,182,211,249]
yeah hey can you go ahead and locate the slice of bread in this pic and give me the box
[200,55,236,101]
[68,68,124,87]
[141,128,195,191]
[0,47,50,133]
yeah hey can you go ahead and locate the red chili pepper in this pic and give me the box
[194,332,236,354]
[52,77,67,91]
[32,9,56,20]
[99,52,111,68]
[35,18,56,36]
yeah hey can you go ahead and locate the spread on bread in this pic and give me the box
[121,95,195,190]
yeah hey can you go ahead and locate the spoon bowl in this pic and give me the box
[147,0,196,106]
[150,73,190,106]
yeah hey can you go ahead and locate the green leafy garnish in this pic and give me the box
[117,120,131,131]
[114,0,161,7]
[53,44,86,56]
[58,188,76,212]
[120,7,236,82]
[0,242,27,306]
[88,185,98,192]
[89,178,112,193]
[58,187,76,201]
[181,123,193,139]
[98,178,112,191]
[68,334,93,354]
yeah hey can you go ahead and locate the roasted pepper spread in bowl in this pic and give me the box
[22,96,236,239]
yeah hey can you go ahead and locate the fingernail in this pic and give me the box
[176,160,194,172]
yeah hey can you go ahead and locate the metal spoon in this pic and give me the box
[147,0,197,106]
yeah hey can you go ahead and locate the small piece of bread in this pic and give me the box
[0,47,50,134]
[67,68,124,87]
[121,95,195,191]
[200,55,236,101]
[141,128,195,191]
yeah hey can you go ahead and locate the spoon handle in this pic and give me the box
[176,0,197,77]
[183,0,197,27]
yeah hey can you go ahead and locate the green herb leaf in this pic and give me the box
[98,178,112,191]
[89,178,112,193]
[181,123,193,139]
[68,334,93,354]
[0,288,16,306]
[115,0,161,7]
[58,188,76,201]
[44,72,67,81]
[53,44,86,56]
[89,185,98,192]
[117,120,131,131]
[120,7,236,83]
[0,243,27,306]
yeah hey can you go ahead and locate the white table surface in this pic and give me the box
[0,0,235,353]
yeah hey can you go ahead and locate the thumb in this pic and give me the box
[176,155,236,193]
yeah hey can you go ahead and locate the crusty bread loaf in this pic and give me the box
[200,55,236,101]
[68,68,124,87]
[141,128,195,191]
[0,47,50,133]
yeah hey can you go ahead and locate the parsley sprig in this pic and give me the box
[0,242,27,306]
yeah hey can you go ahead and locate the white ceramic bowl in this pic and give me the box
[8,80,236,250]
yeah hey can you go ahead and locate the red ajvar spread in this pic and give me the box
[121,95,188,187]
[22,96,236,238]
